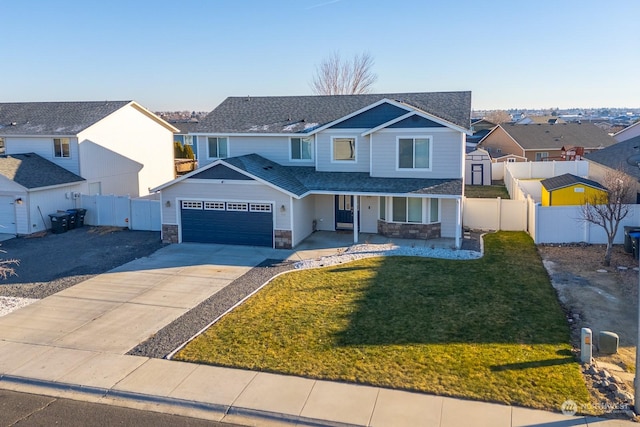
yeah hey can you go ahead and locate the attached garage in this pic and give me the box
[180,200,274,247]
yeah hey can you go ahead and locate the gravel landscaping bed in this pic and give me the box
[0,227,164,300]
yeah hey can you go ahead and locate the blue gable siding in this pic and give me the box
[191,164,253,180]
[388,115,444,128]
[330,103,408,129]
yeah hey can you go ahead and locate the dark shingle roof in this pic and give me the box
[500,123,616,150]
[584,135,640,180]
[197,92,471,134]
[224,154,461,196]
[0,101,130,136]
[540,173,606,192]
[0,153,85,189]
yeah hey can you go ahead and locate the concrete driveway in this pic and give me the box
[0,243,285,354]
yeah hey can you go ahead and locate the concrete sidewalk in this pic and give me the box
[0,241,635,426]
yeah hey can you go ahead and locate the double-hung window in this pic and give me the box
[290,137,312,160]
[333,137,356,161]
[208,137,228,159]
[535,152,548,161]
[398,137,430,169]
[54,138,70,158]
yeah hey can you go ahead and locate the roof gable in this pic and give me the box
[584,135,640,180]
[196,91,471,134]
[329,102,408,129]
[190,164,253,180]
[0,153,84,189]
[540,173,606,192]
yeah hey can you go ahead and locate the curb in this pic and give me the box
[0,374,360,427]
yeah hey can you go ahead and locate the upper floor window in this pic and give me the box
[398,137,430,169]
[333,137,356,161]
[290,137,312,160]
[0,138,5,155]
[208,137,228,159]
[184,135,195,146]
[54,138,70,158]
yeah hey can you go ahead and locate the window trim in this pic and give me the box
[331,136,357,163]
[53,137,71,158]
[289,137,313,161]
[0,137,5,155]
[207,136,228,159]
[396,136,432,171]
[381,196,440,224]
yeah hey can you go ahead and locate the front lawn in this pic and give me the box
[175,232,589,411]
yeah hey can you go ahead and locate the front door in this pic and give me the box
[471,164,484,185]
[335,195,354,230]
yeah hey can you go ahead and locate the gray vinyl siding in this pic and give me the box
[292,196,314,246]
[160,180,291,230]
[370,128,464,178]
[196,135,315,168]
[316,130,370,172]
[440,198,458,238]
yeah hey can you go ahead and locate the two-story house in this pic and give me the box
[0,101,178,235]
[0,101,178,197]
[153,92,472,249]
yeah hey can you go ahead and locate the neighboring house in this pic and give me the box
[153,91,472,249]
[614,121,640,142]
[540,173,607,206]
[0,101,178,198]
[465,148,492,185]
[0,153,85,234]
[584,135,640,203]
[478,123,616,162]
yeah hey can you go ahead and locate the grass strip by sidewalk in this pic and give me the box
[175,232,589,411]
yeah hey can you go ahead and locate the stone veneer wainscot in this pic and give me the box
[377,220,441,240]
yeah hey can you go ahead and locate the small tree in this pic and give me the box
[183,144,195,160]
[310,51,377,95]
[579,169,635,266]
[174,141,185,158]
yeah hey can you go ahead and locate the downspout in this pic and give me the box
[455,198,462,249]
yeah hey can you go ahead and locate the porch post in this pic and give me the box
[353,195,359,244]
[455,197,462,249]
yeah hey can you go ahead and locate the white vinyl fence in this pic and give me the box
[80,195,160,231]
[462,197,527,231]
[532,204,640,244]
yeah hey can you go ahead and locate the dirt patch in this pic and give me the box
[538,243,639,418]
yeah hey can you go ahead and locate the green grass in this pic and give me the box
[465,184,510,199]
[176,232,589,411]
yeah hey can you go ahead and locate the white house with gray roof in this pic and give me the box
[153,92,472,249]
[0,101,178,198]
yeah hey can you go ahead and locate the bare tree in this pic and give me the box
[310,51,378,95]
[579,169,635,266]
[484,110,512,124]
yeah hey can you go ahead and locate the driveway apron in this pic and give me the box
[0,243,273,354]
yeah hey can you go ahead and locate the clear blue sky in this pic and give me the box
[3,0,639,112]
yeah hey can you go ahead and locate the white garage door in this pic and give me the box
[0,196,16,234]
